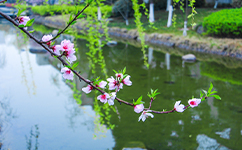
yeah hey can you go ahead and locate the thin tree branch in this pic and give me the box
[148,98,154,110]
[44,3,90,43]
[0,10,204,115]
[0,10,133,107]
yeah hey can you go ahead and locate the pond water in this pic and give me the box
[0,21,242,150]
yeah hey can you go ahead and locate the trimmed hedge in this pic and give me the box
[203,8,242,37]
[31,4,113,17]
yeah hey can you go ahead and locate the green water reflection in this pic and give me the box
[4,22,241,149]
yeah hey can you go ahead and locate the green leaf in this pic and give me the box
[58,29,62,34]
[200,90,204,98]
[113,69,117,74]
[77,15,85,19]
[88,0,94,4]
[66,65,71,69]
[210,95,221,100]
[69,13,73,23]
[18,24,25,28]
[29,30,35,33]
[17,8,26,17]
[209,90,217,95]
[72,62,79,69]
[50,41,56,46]
[70,21,77,25]
[122,67,126,75]
[208,82,213,93]
[25,18,35,27]
[202,89,208,96]
[133,96,144,105]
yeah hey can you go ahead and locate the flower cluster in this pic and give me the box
[41,35,77,81]
[107,73,132,92]
[137,98,202,122]
[82,72,132,106]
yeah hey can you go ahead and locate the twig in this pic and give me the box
[0,10,133,106]
[0,10,202,115]
[44,4,90,43]
[148,98,154,110]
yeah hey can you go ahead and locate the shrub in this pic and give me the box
[203,8,242,37]
[31,4,113,17]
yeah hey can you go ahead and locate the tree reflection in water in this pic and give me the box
[25,125,40,150]
[0,96,17,149]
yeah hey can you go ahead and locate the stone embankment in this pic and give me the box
[33,15,242,60]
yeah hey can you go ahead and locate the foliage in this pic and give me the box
[131,0,149,68]
[172,0,197,27]
[203,8,242,37]
[232,0,242,8]
[31,4,112,17]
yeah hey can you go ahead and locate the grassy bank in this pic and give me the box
[108,8,220,37]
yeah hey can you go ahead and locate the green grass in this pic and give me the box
[108,8,221,37]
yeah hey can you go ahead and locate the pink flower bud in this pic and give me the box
[134,104,144,113]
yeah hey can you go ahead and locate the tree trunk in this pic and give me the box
[149,0,155,22]
[166,0,171,11]
[167,5,173,27]
[98,7,102,21]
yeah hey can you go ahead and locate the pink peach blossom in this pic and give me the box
[107,92,116,105]
[122,75,132,86]
[174,101,185,112]
[18,16,30,30]
[138,110,154,122]
[51,45,61,55]
[63,49,77,64]
[134,104,144,113]
[82,85,93,94]
[61,67,73,80]
[97,81,107,89]
[42,35,53,45]
[188,98,201,108]
[60,39,74,51]
[97,93,110,104]
[107,76,123,91]
[115,73,123,79]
